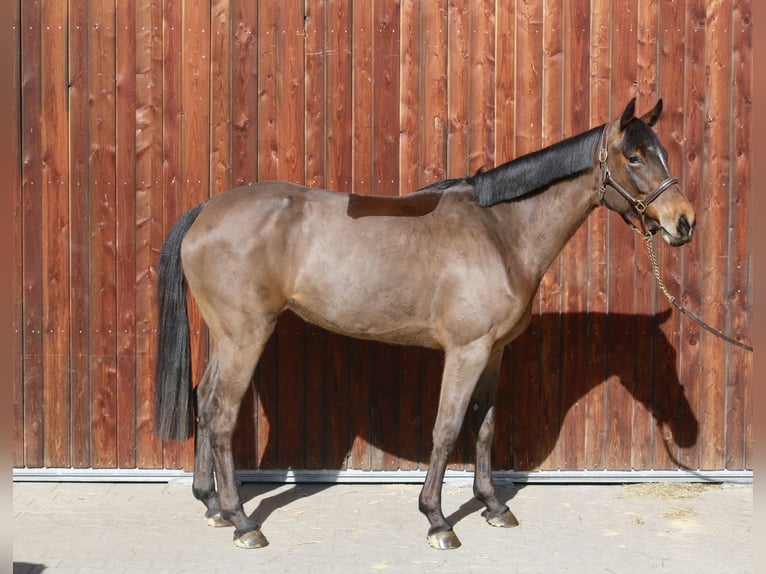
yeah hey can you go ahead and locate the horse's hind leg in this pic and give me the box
[198,326,275,549]
[470,350,519,529]
[192,359,232,527]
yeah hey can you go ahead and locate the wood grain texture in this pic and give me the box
[13,0,751,475]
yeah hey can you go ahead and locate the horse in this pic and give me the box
[154,98,695,550]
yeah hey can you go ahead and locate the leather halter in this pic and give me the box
[598,122,679,236]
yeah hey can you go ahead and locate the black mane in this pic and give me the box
[469,125,604,207]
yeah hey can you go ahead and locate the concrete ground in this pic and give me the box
[13,480,752,573]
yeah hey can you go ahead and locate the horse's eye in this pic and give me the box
[627,154,643,165]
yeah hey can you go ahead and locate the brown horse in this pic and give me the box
[154,99,695,550]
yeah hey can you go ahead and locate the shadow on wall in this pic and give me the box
[230,310,698,473]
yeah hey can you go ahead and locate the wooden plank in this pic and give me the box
[68,0,92,468]
[511,0,545,471]
[653,0,687,470]
[492,0,515,471]
[253,0,280,469]
[88,0,118,468]
[180,0,211,472]
[160,0,185,469]
[537,0,563,471]
[396,0,421,471]
[698,0,732,470]
[349,0,374,470]
[558,0,591,470]
[446,0,468,177]
[583,0,612,471]
[325,0,353,192]
[371,0,399,197]
[370,0,401,471]
[231,0,258,186]
[420,0,448,187]
[323,0,354,470]
[398,0,420,192]
[303,0,327,470]
[115,0,137,469]
[211,0,232,196]
[677,0,706,470]
[40,0,71,468]
[12,0,23,468]
[728,0,752,470]
[227,0,260,469]
[631,0,660,471]
[275,1,307,470]
[604,0,638,471]
[19,0,45,469]
[135,0,165,468]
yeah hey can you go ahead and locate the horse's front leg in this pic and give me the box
[419,339,492,549]
[471,350,519,528]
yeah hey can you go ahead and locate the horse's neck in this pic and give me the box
[490,168,601,283]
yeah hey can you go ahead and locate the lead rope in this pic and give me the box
[642,232,753,352]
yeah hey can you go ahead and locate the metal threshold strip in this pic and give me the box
[13,468,752,485]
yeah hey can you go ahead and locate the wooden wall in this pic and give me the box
[13,0,752,474]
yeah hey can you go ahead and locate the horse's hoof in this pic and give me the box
[234,529,269,549]
[206,512,233,528]
[484,508,519,528]
[427,529,461,550]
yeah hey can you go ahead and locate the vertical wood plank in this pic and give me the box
[275,1,307,469]
[604,0,638,471]
[446,0,468,178]
[511,0,545,470]
[558,0,590,471]
[211,0,232,196]
[115,0,137,469]
[653,0,686,471]
[631,0,660,471]
[349,0,374,470]
[135,0,165,468]
[88,0,118,468]
[421,0,448,186]
[698,0,732,470]
[303,0,327,470]
[399,0,420,192]
[537,0,563,471]
[68,0,92,468]
[323,0,354,470]
[21,0,44,469]
[253,0,280,469]
[40,0,71,468]
[180,0,212,472]
[232,0,258,186]
[12,0,23,468]
[728,0,752,470]
[583,0,612,472]
[372,0,399,197]
[396,0,422,470]
[160,0,185,468]
[491,0,515,472]
[677,0,706,470]
[325,0,353,192]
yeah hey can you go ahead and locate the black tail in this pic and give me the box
[154,202,208,441]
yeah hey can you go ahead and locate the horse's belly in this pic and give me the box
[286,295,440,349]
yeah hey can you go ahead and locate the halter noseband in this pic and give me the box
[598,122,679,236]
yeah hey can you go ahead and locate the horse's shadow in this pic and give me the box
[232,309,698,528]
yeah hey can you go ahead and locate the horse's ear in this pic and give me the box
[619,98,637,130]
[640,98,663,127]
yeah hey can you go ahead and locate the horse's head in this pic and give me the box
[599,98,695,246]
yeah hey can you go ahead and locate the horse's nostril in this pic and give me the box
[678,214,692,237]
